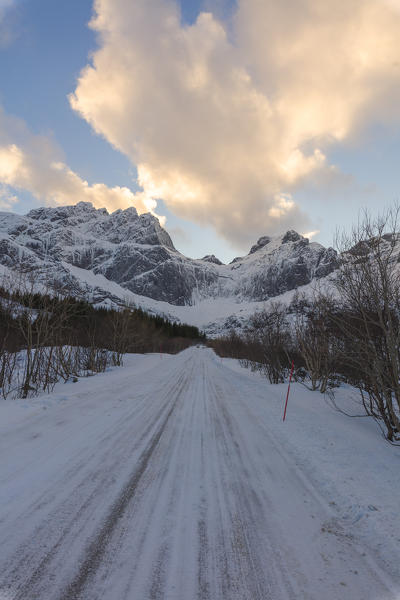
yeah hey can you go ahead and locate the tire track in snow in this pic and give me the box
[58,396,179,600]
[206,355,399,599]
[203,366,275,599]
[0,348,398,600]
[1,358,190,600]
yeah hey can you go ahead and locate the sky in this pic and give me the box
[0,0,400,263]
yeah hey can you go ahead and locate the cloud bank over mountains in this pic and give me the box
[0,108,159,218]
[0,0,399,248]
[69,0,400,245]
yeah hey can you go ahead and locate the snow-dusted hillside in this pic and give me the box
[0,202,339,333]
[0,203,216,306]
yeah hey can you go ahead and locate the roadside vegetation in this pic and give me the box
[0,282,204,400]
[210,209,400,444]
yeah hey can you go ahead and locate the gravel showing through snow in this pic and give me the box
[0,347,399,599]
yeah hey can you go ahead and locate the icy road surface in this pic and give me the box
[0,347,399,600]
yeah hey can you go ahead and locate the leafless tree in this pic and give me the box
[247,302,291,384]
[293,292,337,393]
[334,207,400,442]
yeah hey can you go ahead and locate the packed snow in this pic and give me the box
[0,347,399,599]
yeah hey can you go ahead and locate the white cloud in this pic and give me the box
[302,230,320,240]
[383,0,400,14]
[0,107,161,218]
[69,0,400,247]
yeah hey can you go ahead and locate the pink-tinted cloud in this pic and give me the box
[69,0,400,246]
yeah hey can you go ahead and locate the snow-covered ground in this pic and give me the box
[65,261,338,335]
[0,347,399,599]
[1,258,333,336]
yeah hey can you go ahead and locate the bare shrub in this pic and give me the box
[334,207,400,442]
[246,302,292,383]
[293,293,337,393]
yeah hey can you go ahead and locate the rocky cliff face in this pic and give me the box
[0,202,339,306]
[0,203,218,305]
[228,230,339,301]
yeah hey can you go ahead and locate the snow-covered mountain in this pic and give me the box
[0,202,339,332]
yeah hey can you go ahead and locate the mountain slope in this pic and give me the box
[0,202,336,305]
[0,203,217,305]
[0,202,339,330]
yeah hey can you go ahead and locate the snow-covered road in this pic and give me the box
[0,347,398,599]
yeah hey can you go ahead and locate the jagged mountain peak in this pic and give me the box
[27,201,110,223]
[281,230,304,244]
[249,236,271,254]
[20,202,175,250]
[200,254,224,265]
[248,230,309,256]
[222,229,338,302]
[249,230,309,253]
[0,203,339,308]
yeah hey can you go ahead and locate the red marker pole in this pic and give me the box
[283,360,294,422]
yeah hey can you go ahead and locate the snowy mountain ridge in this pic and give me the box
[0,202,339,333]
